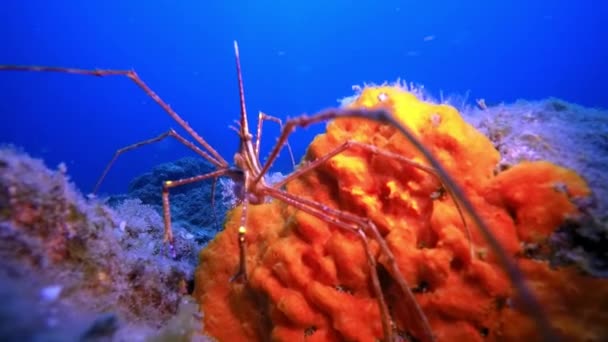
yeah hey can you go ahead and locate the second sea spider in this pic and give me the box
[0,41,556,342]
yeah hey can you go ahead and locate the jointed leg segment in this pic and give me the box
[255,111,296,168]
[0,64,237,257]
[0,65,229,170]
[161,168,231,252]
[231,170,251,284]
[93,128,228,194]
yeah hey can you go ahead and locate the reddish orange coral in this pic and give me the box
[194,86,607,341]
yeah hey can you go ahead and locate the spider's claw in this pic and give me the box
[163,240,176,259]
[230,224,248,283]
[229,267,246,283]
[162,229,177,259]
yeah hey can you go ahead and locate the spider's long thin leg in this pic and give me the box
[162,168,231,256]
[94,129,227,194]
[262,185,433,342]
[253,108,386,185]
[0,65,229,168]
[254,111,296,168]
[230,170,251,284]
[232,41,263,177]
[233,42,251,137]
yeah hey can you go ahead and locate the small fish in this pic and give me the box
[423,35,435,42]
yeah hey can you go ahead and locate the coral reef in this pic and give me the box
[194,86,608,341]
[0,147,207,341]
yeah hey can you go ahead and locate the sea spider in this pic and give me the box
[0,41,556,341]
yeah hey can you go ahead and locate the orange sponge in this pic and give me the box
[194,86,606,341]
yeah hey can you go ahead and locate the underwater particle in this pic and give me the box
[40,285,62,302]
[118,220,126,232]
[378,92,389,102]
[429,187,446,200]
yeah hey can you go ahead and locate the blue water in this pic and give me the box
[0,1,605,194]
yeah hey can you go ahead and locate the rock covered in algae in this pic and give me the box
[0,147,209,341]
[466,98,608,218]
[465,99,608,277]
[194,86,608,341]
[125,157,232,239]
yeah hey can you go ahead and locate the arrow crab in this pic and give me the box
[0,41,556,341]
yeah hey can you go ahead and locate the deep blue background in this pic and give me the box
[0,1,605,194]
